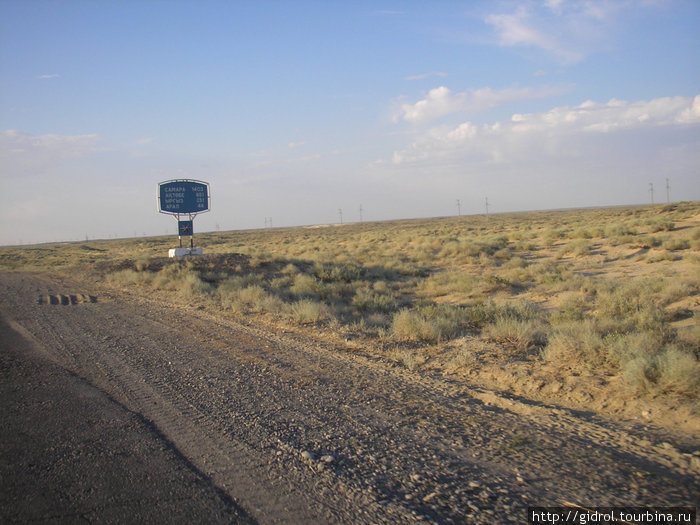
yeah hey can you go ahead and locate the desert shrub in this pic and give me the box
[605,223,637,237]
[287,299,328,324]
[372,280,389,293]
[493,247,512,261]
[220,284,267,311]
[313,262,364,282]
[419,271,476,297]
[571,228,592,239]
[662,238,690,251]
[281,263,300,275]
[646,251,679,263]
[107,269,153,287]
[134,257,151,272]
[543,320,609,369]
[492,299,543,322]
[556,240,592,259]
[391,309,439,342]
[290,273,325,298]
[391,305,470,343]
[530,262,571,285]
[624,346,699,398]
[595,279,664,319]
[391,348,424,371]
[218,274,265,293]
[351,288,395,313]
[483,317,546,350]
[646,219,675,233]
[552,294,592,324]
[237,284,267,305]
[178,272,212,298]
[513,240,537,251]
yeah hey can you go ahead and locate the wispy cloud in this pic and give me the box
[0,130,101,176]
[37,73,60,80]
[397,84,571,124]
[405,72,448,81]
[485,7,583,63]
[483,1,662,64]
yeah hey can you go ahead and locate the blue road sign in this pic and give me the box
[158,180,210,215]
[178,220,194,236]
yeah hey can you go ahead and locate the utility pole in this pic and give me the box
[485,197,490,218]
[338,209,343,224]
[359,205,363,224]
[666,178,670,204]
[456,199,461,217]
[649,183,654,205]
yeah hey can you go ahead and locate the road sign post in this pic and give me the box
[157,180,210,257]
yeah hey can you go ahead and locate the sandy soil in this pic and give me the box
[0,270,698,524]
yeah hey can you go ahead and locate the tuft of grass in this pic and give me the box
[391,309,442,343]
[287,299,328,324]
[483,317,546,351]
[624,346,699,398]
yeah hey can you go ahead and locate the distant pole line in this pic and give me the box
[666,178,670,204]
[649,183,654,205]
[359,204,363,224]
[456,199,461,217]
[485,197,489,218]
[338,208,343,224]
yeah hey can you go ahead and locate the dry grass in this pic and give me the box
[3,201,699,402]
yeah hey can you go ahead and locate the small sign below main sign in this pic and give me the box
[178,220,193,236]
[158,180,210,215]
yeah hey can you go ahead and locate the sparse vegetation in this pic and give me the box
[2,202,698,405]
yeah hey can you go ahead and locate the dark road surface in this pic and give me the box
[0,316,253,524]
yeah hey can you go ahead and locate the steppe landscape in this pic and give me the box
[1,202,698,523]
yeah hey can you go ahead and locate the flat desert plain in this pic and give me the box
[1,203,698,523]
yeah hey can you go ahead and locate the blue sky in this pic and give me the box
[1,0,698,245]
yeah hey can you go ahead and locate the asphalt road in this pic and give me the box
[0,315,253,524]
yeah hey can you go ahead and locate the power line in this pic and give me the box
[666,178,670,204]
[649,183,654,205]
[485,196,489,218]
[338,208,343,224]
[456,199,461,217]
[359,204,363,224]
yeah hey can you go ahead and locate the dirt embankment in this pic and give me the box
[1,270,698,524]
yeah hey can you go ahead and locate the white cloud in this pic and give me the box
[398,84,570,124]
[405,72,448,81]
[485,7,583,63]
[392,94,700,165]
[0,130,101,176]
[37,73,60,80]
[483,1,662,63]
